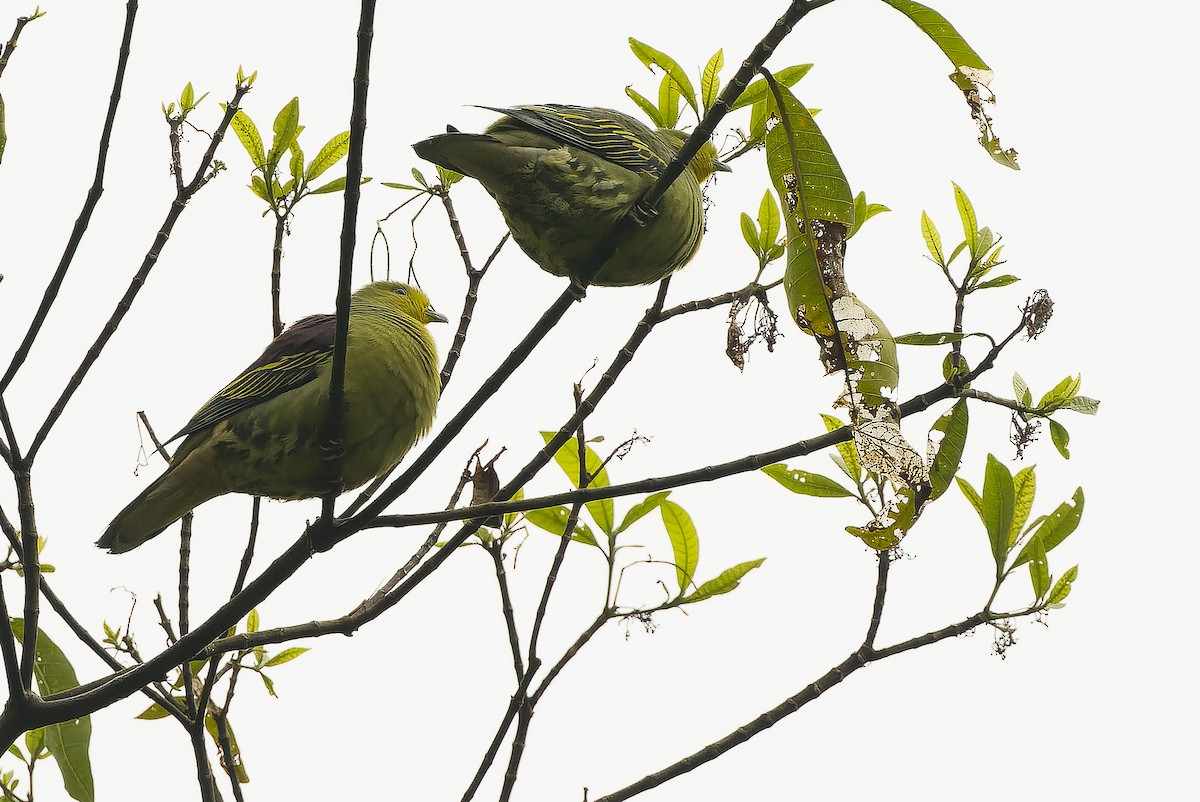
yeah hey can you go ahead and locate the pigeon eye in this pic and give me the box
[393,287,408,296]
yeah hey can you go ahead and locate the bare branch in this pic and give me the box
[0,1,137,396]
[318,0,377,526]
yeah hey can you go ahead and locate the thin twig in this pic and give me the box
[188,722,219,802]
[27,77,252,461]
[0,1,138,396]
[213,713,246,802]
[271,213,287,338]
[318,0,377,526]
[179,515,196,717]
[488,542,524,680]
[0,10,43,82]
[231,500,261,598]
[862,551,890,648]
[458,666,539,802]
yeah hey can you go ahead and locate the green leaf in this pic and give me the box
[730,64,813,110]
[674,558,766,606]
[981,455,1015,569]
[880,0,990,71]
[1027,536,1050,599]
[1062,396,1100,415]
[246,609,260,634]
[657,73,681,128]
[747,98,769,147]
[1047,565,1078,606]
[525,505,571,535]
[231,109,266,168]
[1049,419,1070,458]
[757,190,781,252]
[249,175,270,203]
[701,49,724,113]
[820,414,862,482]
[767,83,855,341]
[435,165,463,186]
[525,506,600,547]
[894,332,964,346]
[1009,465,1036,546]
[927,398,968,501]
[381,181,423,192]
[135,701,177,720]
[739,213,761,257]
[7,744,23,761]
[1013,488,1084,567]
[180,82,194,111]
[972,274,1019,291]
[920,210,944,265]
[1013,372,1032,407]
[503,488,526,530]
[287,141,305,184]
[263,647,309,667]
[879,0,1016,168]
[24,728,43,759]
[615,491,671,535]
[1037,374,1081,411]
[956,476,985,525]
[628,38,698,117]
[309,176,348,195]
[848,191,890,238]
[9,620,93,802]
[952,182,978,256]
[762,464,854,498]
[845,486,917,550]
[624,86,663,128]
[267,97,301,171]
[541,432,613,535]
[204,717,249,784]
[660,500,699,594]
[942,352,971,385]
[305,130,350,182]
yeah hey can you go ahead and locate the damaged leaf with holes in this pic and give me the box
[762,464,854,498]
[881,0,1018,168]
[726,288,780,371]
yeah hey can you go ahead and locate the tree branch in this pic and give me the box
[0,0,137,396]
[26,78,252,461]
[319,0,377,525]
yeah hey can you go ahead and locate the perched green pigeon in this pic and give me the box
[414,104,728,287]
[98,281,447,553]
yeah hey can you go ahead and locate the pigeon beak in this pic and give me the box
[712,158,733,173]
[427,307,450,324]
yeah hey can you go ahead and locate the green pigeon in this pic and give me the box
[413,104,729,287]
[98,281,447,553]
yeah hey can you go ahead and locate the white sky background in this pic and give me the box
[0,1,1193,799]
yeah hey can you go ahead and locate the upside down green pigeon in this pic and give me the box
[98,281,447,553]
[413,104,729,287]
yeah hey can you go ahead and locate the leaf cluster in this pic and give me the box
[228,96,364,214]
[502,433,766,610]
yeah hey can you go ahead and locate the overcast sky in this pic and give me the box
[0,1,1193,800]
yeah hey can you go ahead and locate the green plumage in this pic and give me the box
[413,104,729,287]
[98,281,447,553]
